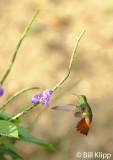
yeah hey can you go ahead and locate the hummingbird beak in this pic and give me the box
[71,93,79,96]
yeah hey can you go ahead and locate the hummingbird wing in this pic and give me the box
[51,104,77,111]
[74,104,84,118]
[51,104,83,113]
[51,104,84,118]
[74,112,83,118]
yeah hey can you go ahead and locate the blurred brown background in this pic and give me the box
[0,0,113,160]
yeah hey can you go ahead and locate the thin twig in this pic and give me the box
[0,9,39,86]
[0,86,39,110]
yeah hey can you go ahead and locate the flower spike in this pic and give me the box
[0,87,4,97]
[31,89,52,107]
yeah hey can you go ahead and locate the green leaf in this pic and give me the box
[0,112,13,120]
[0,112,21,124]
[0,155,7,160]
[0,147,23,160]
[16,124,56,152]
[0,120,18,138]
[30,136,56,152]
[12,118,21,124]
[16,124,31,143]
[20,135,56,152]
[3,137,16,152]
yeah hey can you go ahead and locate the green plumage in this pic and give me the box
[77,95,93,122]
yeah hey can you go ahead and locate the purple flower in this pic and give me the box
[42,89,52,107]
[42,98,50,107]
[0,87,4,97]
[30,89,52,107]
[43,89,52,99]
[30,93,42,104]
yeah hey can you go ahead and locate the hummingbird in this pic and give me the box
[51,94,93,136]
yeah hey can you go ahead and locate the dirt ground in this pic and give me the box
[0,0,113,160]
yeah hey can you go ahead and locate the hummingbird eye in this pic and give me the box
[83,96,87,100]
[79,95,87,103]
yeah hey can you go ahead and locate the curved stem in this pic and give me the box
[52,29,86,92]
[0,86,40,110]
[8,29,85,121]
[0,9,39,86]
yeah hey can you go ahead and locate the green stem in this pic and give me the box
[50,77,84,104]
[0,9,39,86]
[8,104,36,122]
[8,29,85,122]
[0,86,39,110]
[28,78,83,128]
[51,29,86,92]
[9,97,44,122]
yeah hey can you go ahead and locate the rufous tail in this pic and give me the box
[76,117,90,136]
